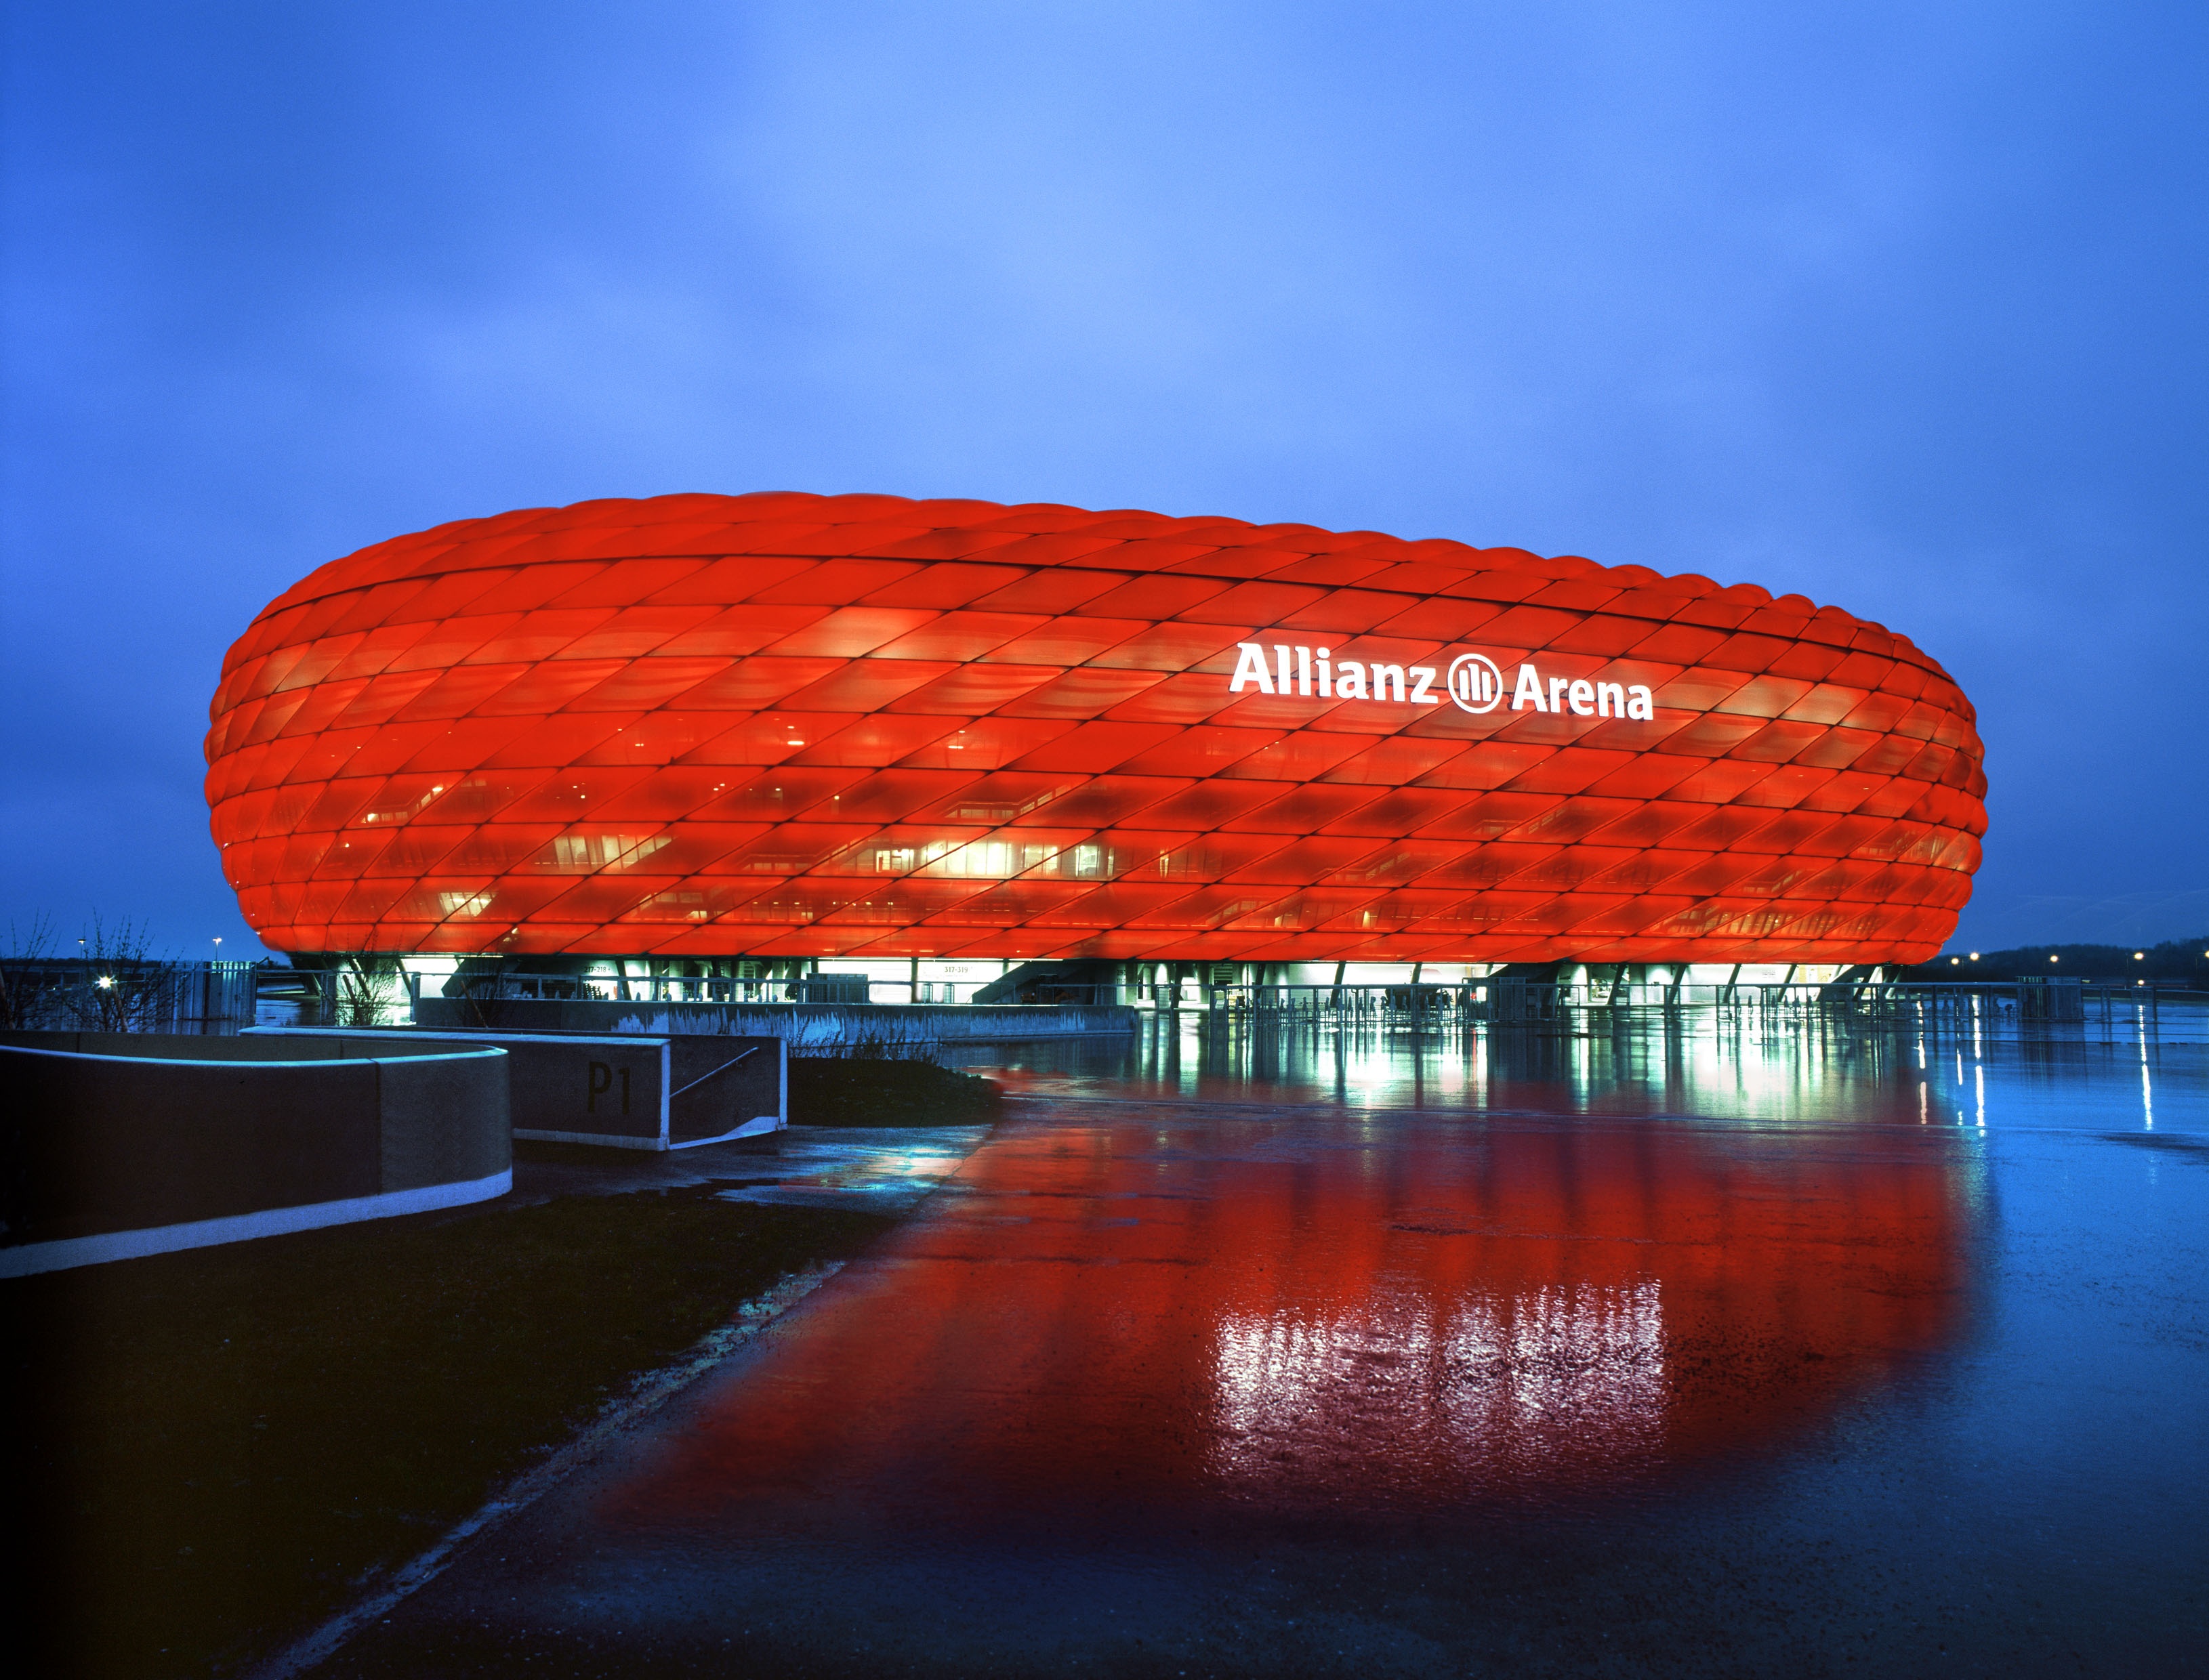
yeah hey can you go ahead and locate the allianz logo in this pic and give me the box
[1230,642,1656,719]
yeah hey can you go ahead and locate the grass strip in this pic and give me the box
[7,1185,894,1680]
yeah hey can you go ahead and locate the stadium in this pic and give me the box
[205,492,1986,1003]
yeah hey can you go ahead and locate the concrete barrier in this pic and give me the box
[412,996,1137,1049]
[245,1027,785,1150]
[0,1031,510,1277]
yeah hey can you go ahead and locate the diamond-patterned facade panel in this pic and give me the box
[205,492,1987,963]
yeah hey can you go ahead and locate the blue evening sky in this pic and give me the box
[2,1,2202,958]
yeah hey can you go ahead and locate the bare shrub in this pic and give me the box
[336,957,404,1026]
[65,917,187,1032]
[1,913,63,1028]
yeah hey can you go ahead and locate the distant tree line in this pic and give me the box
[1896,934,2209,984]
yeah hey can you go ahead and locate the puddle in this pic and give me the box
[711,1124,991,1215]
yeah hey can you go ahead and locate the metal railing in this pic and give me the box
[0,959,260,1034]
[266,965,2202,1044]
[1126,977,2202,1041]
[408,970,842,1010]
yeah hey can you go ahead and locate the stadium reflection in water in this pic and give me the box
[613,1022,1980,1532]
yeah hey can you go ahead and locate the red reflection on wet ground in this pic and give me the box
[613,1099,1973,1534]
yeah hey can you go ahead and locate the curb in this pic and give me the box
[241,1263,844,1680]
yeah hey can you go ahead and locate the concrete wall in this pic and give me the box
[413,996,1137,1049]
[246,1027,784,1150]
[0,1032,510,1276]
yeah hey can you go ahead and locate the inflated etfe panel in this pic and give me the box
[205,492,1985,964]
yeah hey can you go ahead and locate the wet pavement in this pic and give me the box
[315,1019,2206,1678]
[509,1126,991,1216]
[713,1126,993,1216]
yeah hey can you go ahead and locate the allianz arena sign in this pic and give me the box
[204,492,1986,965]
[1230,643,1656,720]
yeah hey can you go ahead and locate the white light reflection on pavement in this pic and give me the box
[1207,1282,1668,1496]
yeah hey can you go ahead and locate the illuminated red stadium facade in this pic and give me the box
[205,492,1985,973]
